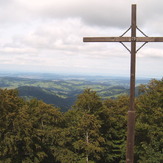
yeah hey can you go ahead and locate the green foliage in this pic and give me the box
[135,79,163,162]
[0,78,162,162]
[0,89,64,162]
[63,110,104,162]
[73,89,102,114]
[98,96,129,162]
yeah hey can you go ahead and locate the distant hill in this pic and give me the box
[0,75,150,111]
[18,86,76,112]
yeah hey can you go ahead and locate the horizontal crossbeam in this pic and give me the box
[83,37,163,42]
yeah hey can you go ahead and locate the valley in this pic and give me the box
[0,73,150,111]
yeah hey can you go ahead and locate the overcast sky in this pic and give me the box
[0,0,163,78]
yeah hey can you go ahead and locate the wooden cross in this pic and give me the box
[83,4,163,163]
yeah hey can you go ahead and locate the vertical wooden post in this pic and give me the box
[126,4,136,163]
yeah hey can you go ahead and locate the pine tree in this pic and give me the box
[98,95,128,162]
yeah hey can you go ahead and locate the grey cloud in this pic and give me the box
[1,0,163,30]
[34,0,131,28]
[10,0,163,29]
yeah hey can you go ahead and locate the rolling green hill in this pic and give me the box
[18,86,75,111]
[0,76,149,111]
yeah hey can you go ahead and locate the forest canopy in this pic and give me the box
[0,78,162,163]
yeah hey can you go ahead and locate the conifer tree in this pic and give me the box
[99,96,128,162]
[70,89,104,162]
[135,79,163,162]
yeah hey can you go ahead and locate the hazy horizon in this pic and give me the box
[0,69,161,80]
